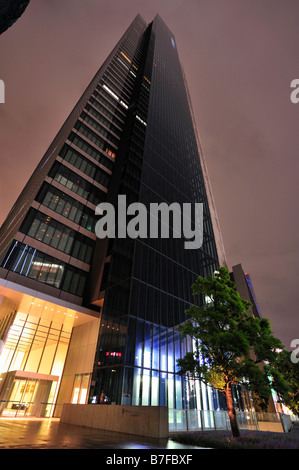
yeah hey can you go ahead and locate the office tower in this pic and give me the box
[231,264,261,319]
[0,0,31,35]
[231,264,279,413]
[0,14,226,419]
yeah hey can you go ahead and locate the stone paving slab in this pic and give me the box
[0,417,208,450]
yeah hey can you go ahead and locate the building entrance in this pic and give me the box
[0,371,59,417]
[4,378,38,416]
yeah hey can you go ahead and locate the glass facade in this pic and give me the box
[2,241,88,296]
[0,15,127,301]
[0,311,71,417]
[71,373,91,405]
[0,312,71,376]
[0,14,232,419]
[88,16,225,417]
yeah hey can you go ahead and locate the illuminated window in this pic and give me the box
[1,241,87,296]
[120,100,128,109]
[105,148,116,159]
[120,51,132,63]
[71,374,91,404]
[136,115,147,127]
[102,84,120,102]
[118,58,129,70]
[0,312,71,379]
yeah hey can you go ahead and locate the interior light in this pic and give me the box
[120,51,131,63]
[120,100,128,109]
[118,58,129,70]
[136,115,147,126]
[103,84,119,102]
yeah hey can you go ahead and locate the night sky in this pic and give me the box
[0,0,298,349]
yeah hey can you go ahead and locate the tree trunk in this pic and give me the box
[225,384,240,438]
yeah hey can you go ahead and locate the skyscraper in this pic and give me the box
[230,264,279,413]
[231,264,262,319]
[0,0,31,35]
[0,14,227,420]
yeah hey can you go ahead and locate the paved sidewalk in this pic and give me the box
[0,417,207,450]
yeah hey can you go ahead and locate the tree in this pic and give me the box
[275,349,299,415]
[177,267,288,438]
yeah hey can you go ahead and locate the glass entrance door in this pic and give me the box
[2,378,39,417]
[1,376,58,417]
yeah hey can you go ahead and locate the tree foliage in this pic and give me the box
[275,349,299,415]
[177,267,289,435]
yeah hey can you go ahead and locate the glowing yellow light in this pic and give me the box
[120,51,131,63]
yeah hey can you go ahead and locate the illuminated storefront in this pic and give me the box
[0,283,99,417]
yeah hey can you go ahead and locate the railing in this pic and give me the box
[280,413,293,433]
[256,412,281,422]
[169,409,293,433]
[236,411,258,430]
[169,409,230,432]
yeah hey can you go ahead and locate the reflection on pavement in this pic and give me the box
[0,417,209,450]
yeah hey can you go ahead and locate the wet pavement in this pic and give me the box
[0,417,209,450]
